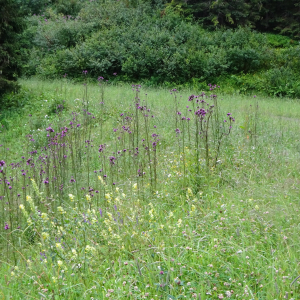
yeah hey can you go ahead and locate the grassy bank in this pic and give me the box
[0,79,300,299]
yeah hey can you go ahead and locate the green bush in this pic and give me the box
[19,0,300,97]
[30,3,271,84]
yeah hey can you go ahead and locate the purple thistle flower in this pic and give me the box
[4,223,9,230]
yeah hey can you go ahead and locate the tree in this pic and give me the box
[0,0,26,99]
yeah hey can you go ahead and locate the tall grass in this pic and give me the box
[0,78,300,299]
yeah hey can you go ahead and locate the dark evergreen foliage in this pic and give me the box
[164,0,300,38]
[0,0,26,99]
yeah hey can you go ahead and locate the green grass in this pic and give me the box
[0,78,300,299]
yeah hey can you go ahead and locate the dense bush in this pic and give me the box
[27,1,271,82]
[18,0,300,98]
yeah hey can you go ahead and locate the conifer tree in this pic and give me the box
[0,0,26,98]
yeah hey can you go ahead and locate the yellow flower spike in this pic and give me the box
[177,219,182,227]
[86,194,91,202]
[133,183,137,190]
[105,193,111,200]
[41,232,49,240]
[19,204,25,210]
[56,243,62,250]
[98,175,106,186]
[41,213,49,221]
[57,206,65,214]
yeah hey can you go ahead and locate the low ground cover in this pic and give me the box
[0,79,300,299]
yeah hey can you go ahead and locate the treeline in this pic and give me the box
[1,0,300,107]
[20,0,300,38]
[164,0,300,38]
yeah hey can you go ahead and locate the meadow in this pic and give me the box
[0,78,300,299]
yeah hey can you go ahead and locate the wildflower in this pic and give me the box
[41,213,49,221]
[176,219,182,227]
[190,205,196,215]
[72,249,77,256]
[42,232,49,240]
[85,245,96,253]
[86,194,91,202]
[56,243,63,250]
[19,204,25,210]
[133,183,137,190]
[52,277,57,283]
[218,294,224,299]
[149,209,154,219]
[106,212,113,221]
[187,187,193,195]
[225,291,232,297]
[69,194,74,201]
[4,223,9,230]
[98,176,106,186]
[57,206,65,214]
[255,205,259,210]
[57,260,63,267]
[105,193,111,200]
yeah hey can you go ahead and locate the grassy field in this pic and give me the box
[0,78,300,299]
